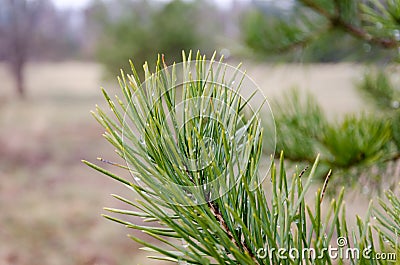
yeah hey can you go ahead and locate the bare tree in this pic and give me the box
[0,0,45,98]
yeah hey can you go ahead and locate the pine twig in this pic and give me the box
[320,169,332,202]
[207,201,260,264]
[300,0,399,49]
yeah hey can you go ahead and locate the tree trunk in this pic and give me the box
[8,0,28,99]
[13,60,25,98]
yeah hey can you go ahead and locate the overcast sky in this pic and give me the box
[51,0,251,9]
[52,0,91,9]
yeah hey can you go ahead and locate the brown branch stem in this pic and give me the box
[300,0,399,49]
[207,201,260,264]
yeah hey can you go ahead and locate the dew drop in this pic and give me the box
[182,239,189,249]
[125,184,134,191]
[393,29,400,41]
[216,244,225,255]
[234,224,242,230]
[363,43,371,53]
[139,135,145,144]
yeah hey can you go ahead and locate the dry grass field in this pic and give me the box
[0,61,389,265]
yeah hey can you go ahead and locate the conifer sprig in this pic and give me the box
[84,52,399,264]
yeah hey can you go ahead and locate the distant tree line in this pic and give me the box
[0,0,87,98]
[89,0,225,77]
[2,0,398,98]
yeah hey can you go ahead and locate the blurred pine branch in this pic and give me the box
[269,88,399,192]
[243,0,400,61]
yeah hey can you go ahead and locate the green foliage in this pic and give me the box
[373,190,400,257]
[242,0,400,61]
[358,68,400,153]
[358,69,400,110]
[272,89,327,162]
[322,115,392,168]
[392,111,400,150]
[373,189,400,256]
[152,1,200,61]
[93,0,155,77]
[85,54,399,264]
[95,0,214,77]
[242,8,326,54]
[361,0,400,36]
[300,30,395,62]
[271,89,396,186]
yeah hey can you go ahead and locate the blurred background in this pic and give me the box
[0,0,399,264]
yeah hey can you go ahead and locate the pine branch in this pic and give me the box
[270,88,396,187]
[86,52,400,264]
[244,0,400,57]
[301,0,399,48]
[207,201,259,263]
